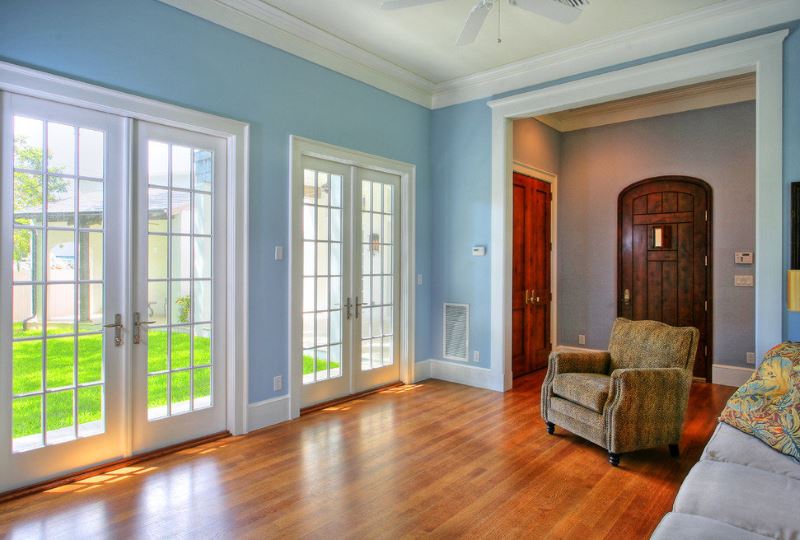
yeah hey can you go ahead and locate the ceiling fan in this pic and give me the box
[381,0,589,45]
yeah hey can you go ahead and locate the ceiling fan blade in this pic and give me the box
[456,1,493,45]
[380,0,447,9]
[509,0,584,24]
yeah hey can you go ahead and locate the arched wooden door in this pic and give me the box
[618,176,712,381]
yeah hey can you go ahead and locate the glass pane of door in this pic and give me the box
[145,142,215,420]
[302,167,345,385]
[11,116,107,451]
[358,177,397,373]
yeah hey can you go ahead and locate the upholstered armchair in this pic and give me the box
[541,318,699,466]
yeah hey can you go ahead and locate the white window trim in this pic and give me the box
[289,136,416,419]
[488,30,787,391]
[0,60,250,435]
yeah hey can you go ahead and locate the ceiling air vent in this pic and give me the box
[443,303,469,361]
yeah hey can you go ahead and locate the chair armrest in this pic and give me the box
[604,367,692,453]
[541,350,610,422]
[548,351,611,375]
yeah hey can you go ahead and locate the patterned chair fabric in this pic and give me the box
[541,318,699,458]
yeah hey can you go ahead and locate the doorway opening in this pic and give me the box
[495,32,784,391]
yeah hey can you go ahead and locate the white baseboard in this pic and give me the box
[712,364,753,387]
[414,359,431,382]
[416,359,498,391]
[553,345,606,354]
[247,395,291,432]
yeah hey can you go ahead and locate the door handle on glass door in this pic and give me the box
[103,314,123,346]
[345,297,353,320]
[133,312,157,344]
[354,296,370,319]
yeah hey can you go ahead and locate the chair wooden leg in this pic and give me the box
[546,422,555,435]
[669,444,680,458]
[608,452,621,467]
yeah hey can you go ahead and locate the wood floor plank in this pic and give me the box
[0,371,733,539]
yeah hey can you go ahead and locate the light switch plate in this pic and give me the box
[578,334,586,345]
[734,275,754,287]
[274,246,284,261]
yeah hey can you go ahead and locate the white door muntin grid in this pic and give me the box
[132,122,227,453]
[0,93,127,492]
[299,158,400,408]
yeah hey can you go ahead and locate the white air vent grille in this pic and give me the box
[443,303,469,361]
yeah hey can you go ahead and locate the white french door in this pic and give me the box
[0,94,228,492]
[300,157,400,408]
[0,94,126,490]
[132,122,227,452]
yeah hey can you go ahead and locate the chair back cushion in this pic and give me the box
[608,318,699,372]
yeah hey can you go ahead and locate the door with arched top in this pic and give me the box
[618,176,712,381]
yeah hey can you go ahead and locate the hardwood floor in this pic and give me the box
[0,371,734,539]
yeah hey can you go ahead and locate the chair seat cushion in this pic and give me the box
[552,372,610,413]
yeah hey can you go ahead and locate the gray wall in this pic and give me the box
[555,102,756,367]
[513,117,562,175]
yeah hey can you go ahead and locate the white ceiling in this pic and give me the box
[261,0,726,83]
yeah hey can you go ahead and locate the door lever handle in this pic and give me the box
[104,314,123,346]
[345,297,353,320]
[354,296,370,319]
[133,312,157,344]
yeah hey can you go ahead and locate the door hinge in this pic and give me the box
[549,242,553,252]
[705,210,708,221]
[704,255,708,267]
[704,345,708,356]
[704,300,708,311]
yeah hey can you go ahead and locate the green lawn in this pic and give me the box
[12,324,340,440]
[303,355,339,375]
[12,323,212,439]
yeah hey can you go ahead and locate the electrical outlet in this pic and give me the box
[746,352,756,365]
[578,334,586,345]
[274,246,284,261]
[417,274,423,285]
[273,375,282,391]
[473,350,480,362]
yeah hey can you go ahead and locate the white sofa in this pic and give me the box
[651,422,800,540]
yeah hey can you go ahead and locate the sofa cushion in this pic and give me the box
[651,512,771,540]
[703,422,800,481]
[674,460,800,540]
[552,373,610,413]
[720,342,800,462]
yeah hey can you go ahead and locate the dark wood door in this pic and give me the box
[512,172,552,377]
[618,176,712,380]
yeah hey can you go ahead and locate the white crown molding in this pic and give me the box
[433,0,800,108]
[159,0,435,108]
[537,73,756,132]
[158,0,799,110]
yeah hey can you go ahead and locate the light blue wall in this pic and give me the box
[430,22,800,369]
[0,0,433,403]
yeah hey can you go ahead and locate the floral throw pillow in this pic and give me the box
[720,342,800,461]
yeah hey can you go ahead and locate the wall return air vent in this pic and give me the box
[443,303,469,361]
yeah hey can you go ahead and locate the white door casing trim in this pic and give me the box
[289,136,416,419]
[488,30,786,391]
[0,60,250,436]
[511,160,558,355]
